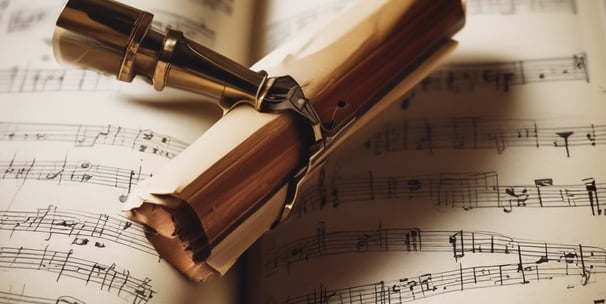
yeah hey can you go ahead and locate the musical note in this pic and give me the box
[449,230,465,261]
[554,131,574,157]
[583,178,602,216]
[587,124,598,146]
[503,186,529,212]
[534,178,554,207]
[405,228,422,252]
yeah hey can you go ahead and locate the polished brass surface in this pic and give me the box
[53,0,266,109]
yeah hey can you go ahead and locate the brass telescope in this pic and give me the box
[53,0,465,281]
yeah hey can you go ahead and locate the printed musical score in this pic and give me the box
[151,10,216,43]
[263,2,578,57]
[0,205,159,258]
[1,0,605,302]
[0,246,155,303]
[295,171,605,216]
[363,117,603,157]
[0,0,58,34]
[0,290,85,304]
[410,54,588,94]
[0,156,151,195]
[4,6,52,33]
[262,0,356,53]
[466,0,578,15]
[0,122,189,159]
[0,1,218,42]
[264,225,606,276]
[282,260,603,304]
[0,67,118,94]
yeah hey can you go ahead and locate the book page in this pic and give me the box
[247,0,606,303]
[0,0,254,303]
[249,0,357,63]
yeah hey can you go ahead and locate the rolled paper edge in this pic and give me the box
[125,183,288,281]
[145,225,219,282]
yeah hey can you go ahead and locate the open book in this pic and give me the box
[1,0,605,303]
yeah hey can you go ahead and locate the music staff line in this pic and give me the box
[264,1,579,54]
[409,53,587,94]
[0,1,216,41]
[0,156,152,199]
[151,9,216,43]
[0,245,155,304]
[265,225,606,276]
[0,2,55,34]
[263,0,356,53]
[0,66,119,94]
[466,0,578,15]
[0,290,85,304]
[282,260,602,304]
[0,205,159,259]
[295,171,605,216]
[1,121,190,159]
[363,117,604,157]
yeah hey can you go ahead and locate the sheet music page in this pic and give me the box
[0,0,253,303]
[249,0,357,62]
[247,0,606,303]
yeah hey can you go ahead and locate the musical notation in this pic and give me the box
[3,6,53,34]
[281,260,603,304]
[263,0,578,56]
[0,67,118,94]
[0,290,85,304]
[410,54,588,94]
[1,122,189,159]
[0,0,59,34]
[467,0,578,15]
[262,0,356,53]
[151,10,216,44]
[295,171,605,216]
[0,205,159,258]
[0,246,155,303]
[0,156,151,199]
[0,1,218,40]
[363,117,604,157]
[264,225,606,276]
